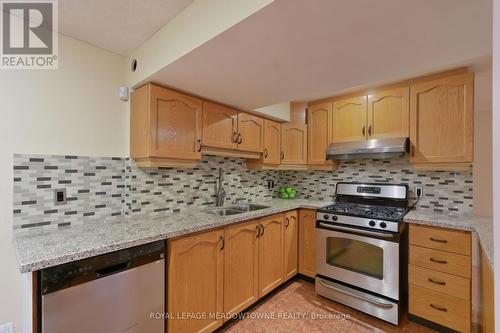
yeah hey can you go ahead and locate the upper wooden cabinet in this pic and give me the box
[168,229,224,333]
[237,113,264,152]
[281,123,307,165]
[332,95,367,143]
[367,86,409,139]
[202,101,238,150]
[308,102,333,165]
[263,120,281,165]
[409,72,473,169]
[130,83,202,167]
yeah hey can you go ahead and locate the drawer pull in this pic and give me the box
[429,237,448,243]
[428,278,446,286]
[430,304,448,312]
[430,257,448,264]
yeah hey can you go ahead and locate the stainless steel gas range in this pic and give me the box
[315,182,410,325]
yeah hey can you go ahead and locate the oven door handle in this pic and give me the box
[318,279,394,309]
[317,223,394,239]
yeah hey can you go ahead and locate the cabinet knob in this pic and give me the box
[256,225,261,238]
[368,125,372,136]
[280,151,284,160]
[264,148,268,158]
[219,235,225,250]
[362,126,366,136]
[260,224,265,236]
[232,132,238,143]
[197,139,202,152]
[285,217,289,228]
[237,133,242,144]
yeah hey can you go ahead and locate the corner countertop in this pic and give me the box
[404,209,493,269]
[13,199,330,273]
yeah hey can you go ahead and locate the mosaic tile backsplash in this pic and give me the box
[13,154,473,229]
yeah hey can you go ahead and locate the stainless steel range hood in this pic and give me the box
[326,137,409,160]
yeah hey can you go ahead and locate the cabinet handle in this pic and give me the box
[197,139,202,152]
[285,217,289,228]
[264,148,268,158]
[411,144,415,157]
[429,237,448,243]
[256,225,261,238]
[260,224,264,236]
[281,151,284,160]
[362,125,366,136]
[237,133,242,144]
[430,258,447,264]
[430,304,448,312]
[368,125,372,136]
[232,132,238,143]
[219,235,224,250]
[428,278,446,286]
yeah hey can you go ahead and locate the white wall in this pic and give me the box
[254,102,291,121]
[0,34,127,333]
[493,0,500,329]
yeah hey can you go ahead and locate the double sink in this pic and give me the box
[206,203,270,216]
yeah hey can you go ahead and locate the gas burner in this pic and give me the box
[321,203,407,221]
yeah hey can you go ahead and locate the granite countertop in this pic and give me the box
[404,209,493,269]
[13,199,330,273]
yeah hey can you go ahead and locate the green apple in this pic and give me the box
[285,186,293,194]
[280,192,289,199]
[279,187,286,193]
[288,192,296,199]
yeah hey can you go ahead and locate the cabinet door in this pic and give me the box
[149,85,202,159]
[298,209,316,278]
[281,123,307,165]
[410,73,473,164]
[258,214,284,297]
[308,102,333,165]
[223,220,259,317]
[168,229,224,333]
[237,113,264,152]
[332,95,367,143]
[202,101,238,150]
[283,210,298,280]
[263,120,281,165]
[367,86,409,139]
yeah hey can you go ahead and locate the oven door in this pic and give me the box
[316,222,399,300]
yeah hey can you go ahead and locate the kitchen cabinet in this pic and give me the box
[408,224,472,333]
[258,213,285,297]
[308,102,333,165]
[168,229,224,333]
[367,86,409,139]
[283,210,298,280]
[237,113,264,153]
[298,209,316,278]
[223,220,259,317]
[281,123,307,165]
[263,119,281,165]
[130,83,202,168]
[409,72,473,170]
[332,95,367,143]
[202,101,238,150]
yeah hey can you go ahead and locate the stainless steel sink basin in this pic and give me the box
[206,203,270,216]
[207,208,246,216]
[231,204,270,212]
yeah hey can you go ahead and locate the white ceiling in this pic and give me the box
[59,0,194,56]
[150,0,492,110]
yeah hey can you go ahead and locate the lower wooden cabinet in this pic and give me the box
[167,210,312,332]
[167,229,224,333]
[258,214,285,297]
[223,220,259,317]
[298,209,316,278]
[283,210,298,280]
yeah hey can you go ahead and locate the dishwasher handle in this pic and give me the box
[95,261,132,279]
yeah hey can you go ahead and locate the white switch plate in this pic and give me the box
[0,322,13,333]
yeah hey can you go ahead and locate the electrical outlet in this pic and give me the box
[415,187,423,198]
[0,322,13,333]
[54,188,67,205]
[267,180,275,190]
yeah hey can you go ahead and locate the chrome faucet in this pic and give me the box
[215,168,226,207]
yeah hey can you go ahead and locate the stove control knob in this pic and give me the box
[332,215,338,221]
[380,222,387,228]
[323,214,329,220]
[369,220,376,227]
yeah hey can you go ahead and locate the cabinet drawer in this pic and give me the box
[409,284,471,333]
[409,265,470,300]
[409,245,471,278]
[410,224,471,256]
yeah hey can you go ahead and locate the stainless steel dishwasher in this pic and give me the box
[40,240,165,333]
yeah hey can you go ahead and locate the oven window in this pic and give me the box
[326,237,383,279]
